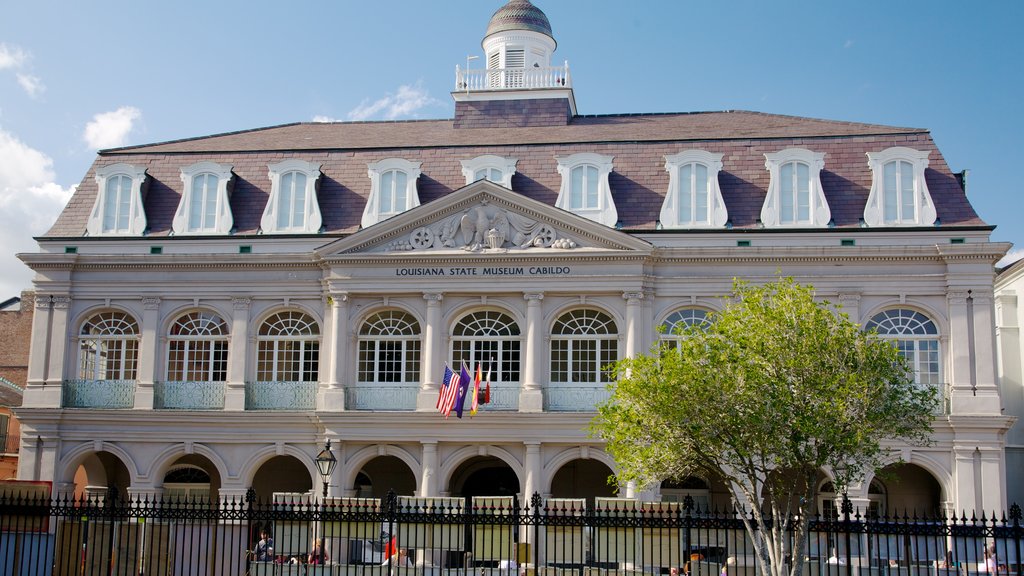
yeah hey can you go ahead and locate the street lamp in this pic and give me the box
[314,440,337,568]
[315,439,337,499]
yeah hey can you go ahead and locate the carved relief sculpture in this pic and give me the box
[391,200,576,252]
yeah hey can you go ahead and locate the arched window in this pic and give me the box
[166,311,229,382]
[779,161,810,225]
[570,165,600,210]
[261,160,322,234]
[173,161,234,235]
[163,465,212,502]
[78,311,139,381]
[865,309,940,385]
[460,156,517,188]
[660,308,713,348]
[451,311,521,384]
[363,159,422,228]
[256,311,320,382]
[761,148,829,228]
[277,171,308,230]
[357,311,421,383]
[661,151,727,229]
[87,163,147,236]
[864,147,936,227]
[661,477,710,511]
[550,309,618,383]
[555,153,617,227]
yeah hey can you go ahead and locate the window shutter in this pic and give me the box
[505,49,525,68]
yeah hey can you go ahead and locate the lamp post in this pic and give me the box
[315,439,337,568]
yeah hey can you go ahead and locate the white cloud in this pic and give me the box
[0,128,75,297]
[997,248,1024,269]
[16,73,44,98]
[347,82,441,121]
[312,115,339,123]
[0,43,27,70]
[83,106,142,150]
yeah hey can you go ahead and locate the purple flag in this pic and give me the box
[454,364,472,419]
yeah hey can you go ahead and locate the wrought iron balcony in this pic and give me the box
[455,64,571,91]
[155,381,225,410]
[62,379,136,409]
[545,385,611,412]
[346,384,418,411]
[245,381,317,410]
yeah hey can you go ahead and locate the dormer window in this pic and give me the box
[261,160,322,234]
[864,147,936,227]
[555,153,617,227]
[363,159,422,228]
[87,163,148,236]
[460,155,517,189]
[173,162,234,235]
[761,148,830,228]
[661,150,727,228]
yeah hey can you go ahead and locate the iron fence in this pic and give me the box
[0,490,1021,576]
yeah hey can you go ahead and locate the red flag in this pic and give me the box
[470,363,481,416]
[483,364,491,404]
[383,535,397,558]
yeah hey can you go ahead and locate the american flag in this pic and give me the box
[438,364,461,418]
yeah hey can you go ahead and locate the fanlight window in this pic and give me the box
[660,308,713,348]
[358,311,421,383]
[256,311,320,382]
[166,311,229,382]
[451,311,521,384]
[865,309,940,385]
[78,311,139,381]
[550,309,618,383]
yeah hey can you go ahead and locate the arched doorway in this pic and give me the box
[550,459,616,506]
[162,455,222,502]
[660,474,731,513]
[73,451,132,501]
[874,463,942,517]
[353,455,417,498]
[251,455,312,503]
[449,456,520,499]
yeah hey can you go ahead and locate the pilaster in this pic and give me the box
[623,292,644,359]
[970,291,1002,410]
[23,296,54,407]
[947,291,975,410]
[45,296,71,392]
[135,297,161,409]
[417,293,445,410]
[520,293,545,412]
[420,441,439,497]
[322,293,349,411]
[225,297,251,411]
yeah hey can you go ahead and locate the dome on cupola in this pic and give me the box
[485,0,554,43]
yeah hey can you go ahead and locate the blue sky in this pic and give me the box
[0,1,1021,296]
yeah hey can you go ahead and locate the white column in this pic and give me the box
[416,293,444,410]
[420,441,439,497]
[520,293,544,412]
[947,291,974,412]
[523,441,542,502]
[322,293,348,411]
[978,446,1005,513]
[952,447,979,514]
[23,296,53,407]
[623,292,644,359]
[135,297,161,409]
[36,296,69,408]
[224,297,250,411]
[970,291,1002,412]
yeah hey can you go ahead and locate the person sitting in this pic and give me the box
[254,530,274,562]
[308,538,329,564]
[382,548,414,568]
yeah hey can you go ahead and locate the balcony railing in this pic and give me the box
[346,384,418,411]
[455,64,571,91]
[62,379,136,409]
[545,385,611,412]
[155,381,225,410]
[245,381,317,410]
[1,435,18,455]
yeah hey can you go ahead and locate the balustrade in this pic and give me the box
[545,386,610,412]
[62,379,135,409]
[245,381,317,410]
[455,64,570,91]
[155,381,225,410]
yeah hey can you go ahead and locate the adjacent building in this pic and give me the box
[15,0,1014,514]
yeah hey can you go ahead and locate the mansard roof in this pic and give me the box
[44,110,984,239]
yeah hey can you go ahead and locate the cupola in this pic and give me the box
[454,0,576,128]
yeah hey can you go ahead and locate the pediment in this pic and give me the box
[316,180,652,257]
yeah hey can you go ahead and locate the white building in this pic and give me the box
[16,0,1014,515]
[995,259,1024,508]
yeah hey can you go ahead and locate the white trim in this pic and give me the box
[864,147,936,227]
[661,150,727,229]
[761,148,830,228]
[460,155,518,189]
[261,160,323,234]
[87,163,148,237]
[363,158,422,229]
[173,162,234,235]
[555,152,617,227]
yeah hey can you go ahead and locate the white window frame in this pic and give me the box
[87,163,148,236]
[363,159,422,228]
[865,308,941,387]
[165,311,229,383]
[864,147,936,227]
[460,155,518,189]
[761,148,830,228]
[256,311,320,383]
[555,153,617,227]
[260,160,322,234]
[550,309,619,384]
[173,161,234,235]
[661,150,727,228]
[660,307,714,350]
[450,310,521,385]
[357,311,421,384]
[77,311,140,382]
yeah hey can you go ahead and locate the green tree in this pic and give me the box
[591,278,937,576]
